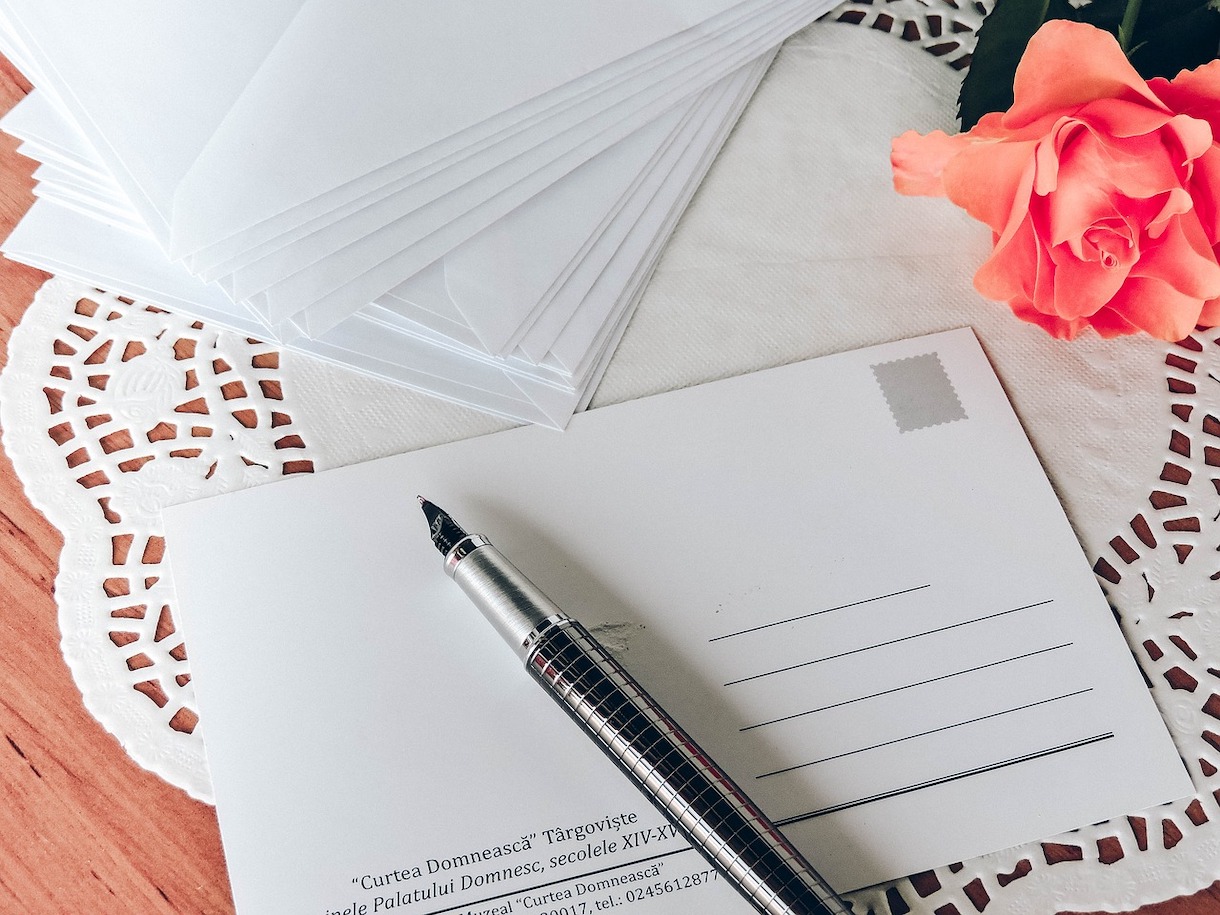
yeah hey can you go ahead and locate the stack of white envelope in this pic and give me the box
[0,0,838,426]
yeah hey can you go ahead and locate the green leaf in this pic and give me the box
[957,0,1219,130]
[1068,0,1131,35]
[958,0,1055,129]
[1130,0,1215,28]
[1062,0,1216,57]
[1127,4,1220,78]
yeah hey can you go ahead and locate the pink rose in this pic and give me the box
[892,19,1220,340]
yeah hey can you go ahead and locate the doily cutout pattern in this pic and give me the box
[824,0,991,70]
[0,3,1218,910]
[0,277,314,802]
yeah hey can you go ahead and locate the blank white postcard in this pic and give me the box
[164,330,1190,914]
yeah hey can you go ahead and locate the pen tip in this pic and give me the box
[418,498,468,556]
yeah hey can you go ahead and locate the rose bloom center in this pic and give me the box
[1083,220,1134,269]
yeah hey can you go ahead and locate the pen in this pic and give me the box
[418,498,849,915]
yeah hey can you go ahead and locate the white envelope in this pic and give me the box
[32,185,148,235]
[1,200,572,425]
[170,0,776,258]
[0,93,88,166]
[277,59,760,375]
[3,200,267,332]
[0,0,796,426]
[518,59,764,367]
[186,0,808,329]
[0,0,306,235]
[375,56,764,366]
[9,180,712,426]
[0,10,35,75]
[247,0,821,337]
[277,66,758,387]
[179,0,785,283]
[32,161,123,201]
[7,58,741,364]
[6,56,762,422]
[379,265,495,356]
[393,102,695,356]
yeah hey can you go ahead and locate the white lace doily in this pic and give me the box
[2,5,1219,914]
[0,279,317,800]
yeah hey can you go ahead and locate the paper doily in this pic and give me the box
[0,278,314,802]
[2,3,1219,913]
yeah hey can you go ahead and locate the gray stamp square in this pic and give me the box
[871,351,967,433]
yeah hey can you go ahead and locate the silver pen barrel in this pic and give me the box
[435,519,849,915]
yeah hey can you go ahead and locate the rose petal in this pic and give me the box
[1051,243,1133,318]
[1007,295,1091,338]
[986,156,1039,264]
[892,129,970,197]
[1164,113,1215,165]
[940,136,1039,231]
[1002,207,1063,318]
[1187,145,1220,242]
[1071,100,1213,171]
[1003,21,1167,130]
[1151,60,1220,132]
[1033,117,1080,195]
[1062,128,1185,200]
[1131,212,1220,299]
[1197,295,1220,327]
[1037,128,1190,250]
[975,216,1038,302]
[967,109,1063,145]
[1104,275,1208,340]
[1084,304,1141,338]
[1030,226,1060,316]
[1146,188,1194,239]
[1043,134,1125,246]
[1074,97,1179,139]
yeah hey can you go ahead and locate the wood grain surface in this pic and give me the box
[0,56,235,915]
[0,53,1216,915]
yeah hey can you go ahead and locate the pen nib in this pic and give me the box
[418,498,468,556]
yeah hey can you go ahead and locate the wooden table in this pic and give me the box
[0,58,1217,915]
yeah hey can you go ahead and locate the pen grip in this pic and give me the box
[526,618,848,915]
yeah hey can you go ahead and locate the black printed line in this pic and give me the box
[755,687,1094,779]
[709,584,932,642]
[725,599,1053,686]
[418,847,693,915]
[739,642,1074,732]
[774,733,1114,824]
